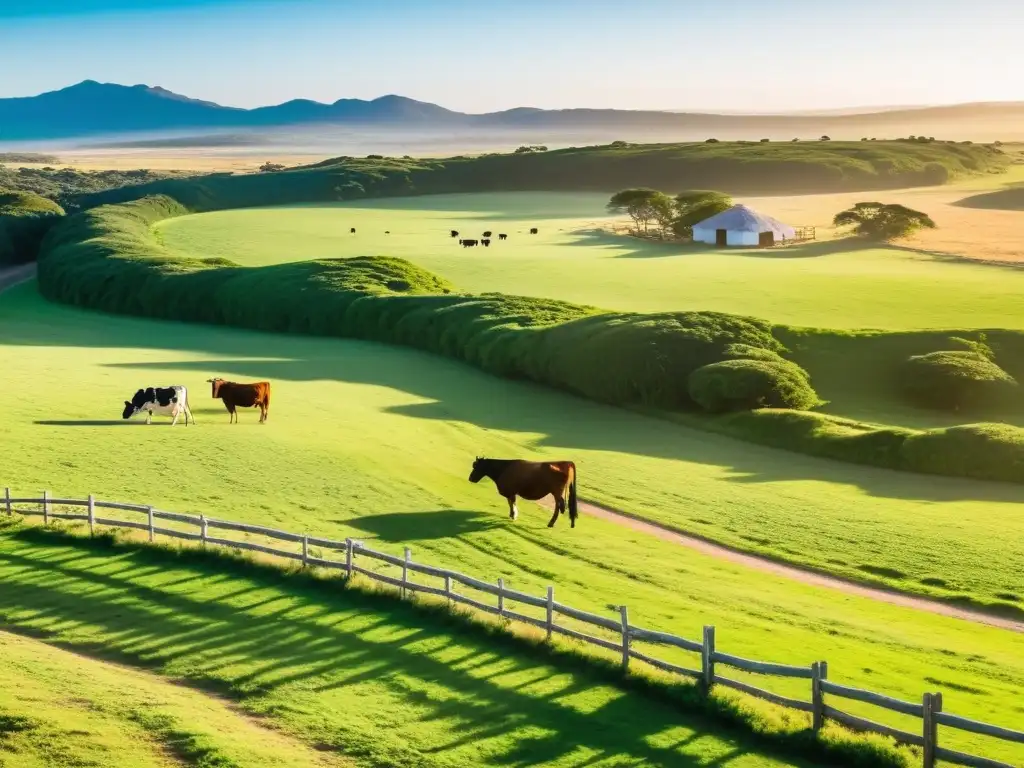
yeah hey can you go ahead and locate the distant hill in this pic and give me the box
[2,80,1024,143]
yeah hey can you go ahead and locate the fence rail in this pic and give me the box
[4,488,1022,768]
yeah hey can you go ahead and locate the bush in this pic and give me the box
[902,423,1024,483]
[0,191,65,264]
[902,350,1017,410]
[688,359,822,413]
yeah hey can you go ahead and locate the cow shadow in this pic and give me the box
[344,510,500,543]
[34,420,144,427]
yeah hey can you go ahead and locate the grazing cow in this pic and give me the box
[530,227,539,235]
[461,239,479,247]
[208,378,271,424]
[450,230,460,238]
[469,457,578,528]
[498,233,508,241]
[482,230,493,238]
[350,228,356,234]
[482,238,491,247]
[385,231,390,235]
[122,386,194,426]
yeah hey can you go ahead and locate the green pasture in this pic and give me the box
[0,628,347,768]
[0,530,839,768]
[158,192,1024,331]
[1,282,1023,766]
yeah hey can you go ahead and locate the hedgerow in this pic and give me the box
[0,191,64,265]
[688,359,822,412]
[902,350,1018,411]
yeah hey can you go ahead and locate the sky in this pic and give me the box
[0,0,1021,113]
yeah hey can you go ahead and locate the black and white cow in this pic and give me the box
[122,386,195,426]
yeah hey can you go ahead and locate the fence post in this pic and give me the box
[444,574,452,607]
[619,605,630,670]
[200,514,208,546]
[701,625,716,693]
[88,494,95,536]
[147,506,155,542]
[546,586,554,641]
[42,490,49,526]
[923,692,942,768]
[497,578,505,617]
[302,534,309,567]
[402,547,411,599]
[4,487,10,516]
[345,538,354,578]
[812,661,828,732]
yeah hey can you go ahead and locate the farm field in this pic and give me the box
[157,177,1024,332]
[2,281,1023,766]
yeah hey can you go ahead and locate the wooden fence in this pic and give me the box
[4,489,1022,768]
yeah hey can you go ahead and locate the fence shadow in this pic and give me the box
[0,530,794,768]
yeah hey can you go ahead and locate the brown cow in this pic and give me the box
[469,457,578,528]
[207,378,271,424]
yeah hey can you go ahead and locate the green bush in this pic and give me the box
[902,423,1024,483]
[0,191,65,264]
[902,350,1017,410]
[688,359,821,413]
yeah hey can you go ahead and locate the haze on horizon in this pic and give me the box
[1,0,1021,114]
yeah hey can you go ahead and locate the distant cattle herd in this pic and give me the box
[345,226,539,247]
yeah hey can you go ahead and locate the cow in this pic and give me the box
[498,233,508,241]
[461,239,479,247]
[482,230,493,238]
[122,386,194,426]
[530,228,539,235]
[350,228,356,234]
[207,378,271,424]
[450,230,460,238]
[482,239,491,247]
[385,231,390,235]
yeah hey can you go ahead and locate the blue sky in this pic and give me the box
[0,0,1020,112]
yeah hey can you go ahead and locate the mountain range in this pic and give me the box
[2,80,1023,143]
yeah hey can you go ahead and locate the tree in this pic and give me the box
[258,162,286,173]
[670,190,732,238]
[819,135,831,141]
[833,202,936,241]
[514,145,548,154]
[606,188,673,235]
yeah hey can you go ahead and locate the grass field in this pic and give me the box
[0,627,348,768]
[156,188,1024,332]
[0,531,830,768]
[2,281,1023,766]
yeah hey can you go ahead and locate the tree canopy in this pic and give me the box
[607,188,673,233]
[833,202,936,241]
[671,190,733,237]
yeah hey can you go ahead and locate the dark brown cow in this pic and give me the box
[482,238,491,247]
[482,230,493,237]
[469,457,578,528]
[207,378,271,424]
[529,227,539,235]
[498,233,508,241]
[350,228,356,234]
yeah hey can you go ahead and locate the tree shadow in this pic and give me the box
[345,510,500,542]
[952,185,1024,211]
[0,534,802,768]
[563,227,698,259]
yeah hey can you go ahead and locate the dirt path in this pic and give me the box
[536,497,1023,633]
[0,263,37,292]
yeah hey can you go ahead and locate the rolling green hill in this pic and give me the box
[72,139,1009,213]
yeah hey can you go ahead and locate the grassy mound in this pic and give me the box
[72,140,1009,212]
[0,191,64,265]
[689,359,822,413]
[902,350,1018,411]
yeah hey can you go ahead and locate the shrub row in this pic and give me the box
[37,195,1024,485]
[39,196,795,411]
[0,191,65,265]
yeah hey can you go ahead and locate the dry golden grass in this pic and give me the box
[745,164,1024,263]
[11,150,326,173]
